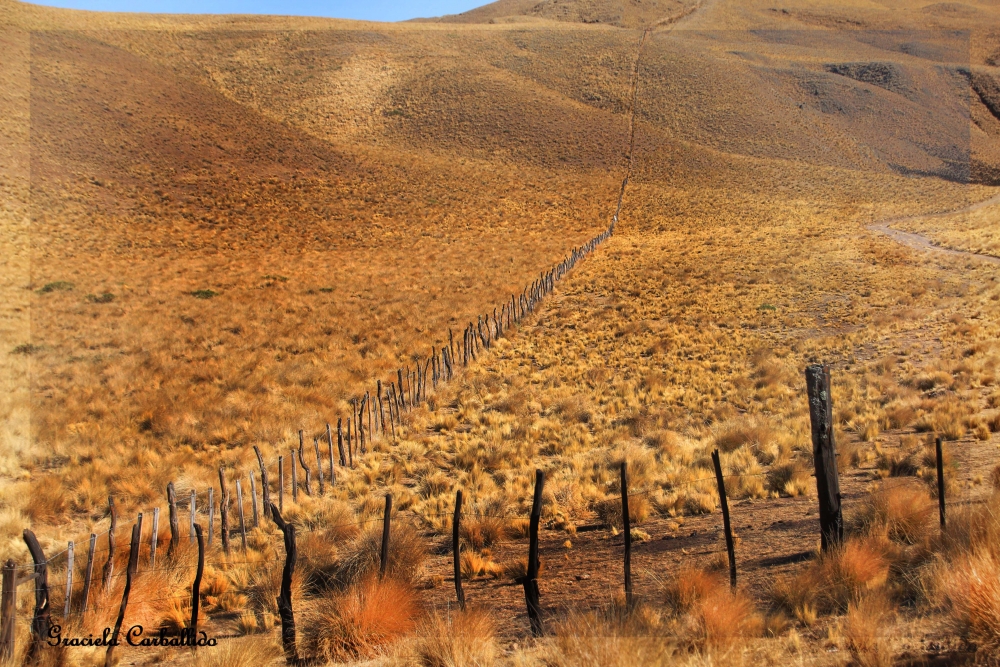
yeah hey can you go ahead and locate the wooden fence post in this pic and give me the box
[523,470,545,637]
[711,449,737,589]
[337,419,346,467]
[291,449,299,502]
[936,436,946,529]
[380,494,393,580]
[313,438,324,494]
[620,463,633,607]
[236,480,248,552]
[326,424,336,486]
[190,524,204,648]
[151,508,160,565]
[205,492,213,547]
[190,490,197,544]
[249,471,260,529]
[453,490,465,610]
[81,533,96,614]
[23,530,50,664]
[805,364,843,551]
[253,445,271,518]
[63,541,74,618]
[104,522,140,667]
[269,506,298,665]
[278,455,285,513]
[167,483,179,555]
[298,431,312,496]
[0,559,14,660]
[219,468,231,556]
[103,497,116,590]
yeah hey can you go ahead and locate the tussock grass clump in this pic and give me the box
[850,479,935,544]
[337,523,427,586]
[664,567,762,649]
[411,608,497,667]
[302,576,420,662]
[595,494,651,529]
[844,593,895,667]
[711,415,774,453]
[772,539,890,615]
[766,462,810,497]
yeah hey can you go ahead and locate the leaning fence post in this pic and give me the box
[269,506,298,665]
[23,530,50,664]
[0,559,14,660]
[249,471,260,528]
[453,490,465,610]
[167,483,179,555]
[711,449,737,589]
[936,436,947,529]
[102,497,116,590]
[805,364,843,551]
[64,541,75,618]
[620,462,633,607]
[380,494,393,579]
[190,524,205,648]
[104,522,140,667]
[81,533,96,614]
[253,445,271,517]
[522,470,545,636]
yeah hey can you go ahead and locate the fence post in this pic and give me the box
[190,524,204,648]
[81,533,96,614]
[278,455,285,513]
[253,445,271,518]
[104,522,140,667]
[313,438,324,495]
[1,559,15,660]
[269,506,298,665]
[523,470,545,637]
[236,480,248,552]
[620,462,633,607]
[219,468,231,556]
[205,492,213,548]
[805,364,843,551]
[167,483,179,555]
[337,419,346,467]
[936,436,946,529]
[453,490,465,610]
[380,494,393,580]
[102,496,116,589]
[249,471,260,529]
[291,449,299,502]
[711,450,737,589]
[326,424,336,486]
[151,508,160,566]
[64,541,74,618]
[298,431,312,496]
[23,530,50,664]
[190,490,196,544]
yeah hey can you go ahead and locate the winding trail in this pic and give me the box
[870,191,1000,266]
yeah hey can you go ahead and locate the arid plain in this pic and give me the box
[4,0,1000,664]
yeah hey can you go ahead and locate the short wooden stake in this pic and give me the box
[81,533,96,614]
[805,364,843,551]
[453,490,465,610]
[104,522,140,667]
[380,494,392,580]
[711,449,737,589]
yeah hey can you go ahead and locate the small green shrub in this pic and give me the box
[38,281,73,293]
[191,289,218,299]
[86,293,115,304]
[12,343,39,355]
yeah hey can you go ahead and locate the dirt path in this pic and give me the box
[870,191,1000,265]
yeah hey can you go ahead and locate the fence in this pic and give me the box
[3,362,974,663]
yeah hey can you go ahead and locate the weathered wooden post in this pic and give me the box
[337,419,346,467]
[297,431,311,496]
[167,483,179,555]
[63,541,74,618]
[278,455,285,512]
[805,364,843,551]
[205,491,213,547]
[151,508,160,565]
[711,450,737,589]
[81,533,96,614]
[249,471,260,528]
[326,423,337,484]
[620,463,633,607]
[313,438,324,494]
[254,445,271,517]
[453,490,465,610]
[522,470,545,636]
[190,490,197,544]
[0,559,14,660]
[291,449,299,502]
[24,531,50,664]
[936,436,946,529]
[190,524,205,648]
[380,494,393,580]
[270,506,298,665]
[104,522,140,667]
[235,479,248,552]
[103,497,117,589]
[219,468,231,556]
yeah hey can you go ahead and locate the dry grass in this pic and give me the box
[844,593,896,667]
[410,608,498,667]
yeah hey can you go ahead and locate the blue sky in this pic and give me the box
[28,0,488,22]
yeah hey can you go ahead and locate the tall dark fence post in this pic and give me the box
[711,450,737,589]
[270,506,298,665]
[805,364,843,551]
[278,455,284,512]
[326,423,337,485]
[337,418,346,467]
[936,436,947,529]
[23,531,50,664]
[104,522,139,667]
[190,524,204,648]
[453,490,465,610]
[522,470,545,636]
[620,462,633,607]
[380,494,393,580]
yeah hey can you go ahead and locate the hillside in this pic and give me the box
[3,0,1000,664]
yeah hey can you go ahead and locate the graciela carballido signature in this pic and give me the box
[47,624,219,647]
